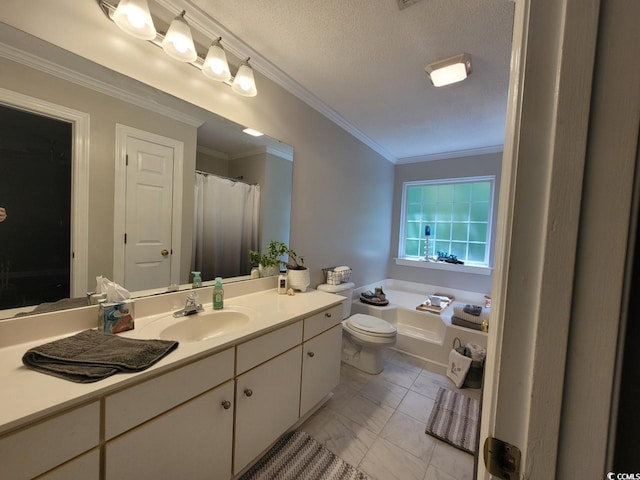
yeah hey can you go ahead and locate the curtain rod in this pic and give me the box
[195,170,257,186]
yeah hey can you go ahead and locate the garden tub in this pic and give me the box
[351,279,489,371]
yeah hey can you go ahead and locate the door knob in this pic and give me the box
[161,249,169,257]
[244,388,253,397]
[221,400,231,410]
[307,351,315,358]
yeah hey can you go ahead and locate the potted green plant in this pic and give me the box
[249,249,279,277]
[267,240,310,291]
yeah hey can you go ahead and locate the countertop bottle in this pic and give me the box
[191,271,202,289]
[213,277,224,310]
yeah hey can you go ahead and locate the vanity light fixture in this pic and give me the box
[231,59,258,97]
[242,128,264,137]
[112,0,156,40]
[161,11,197,63]
[425,53,472,87]
[98,1,258,97]
[202,37,232,82]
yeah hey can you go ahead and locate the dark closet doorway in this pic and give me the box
[0,104,72,309]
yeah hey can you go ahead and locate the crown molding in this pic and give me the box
[157,0,397,163]
[396,145,504,164]
[0,41,204,128]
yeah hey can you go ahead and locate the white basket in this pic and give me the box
[322,267,352,285]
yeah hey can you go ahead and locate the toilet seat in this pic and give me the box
[345,314,397,338]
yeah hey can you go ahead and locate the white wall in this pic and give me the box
[388,152,502,293]
[0,0,394,291]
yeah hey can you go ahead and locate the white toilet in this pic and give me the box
[317,282,397,374]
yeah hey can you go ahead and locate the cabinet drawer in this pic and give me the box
[303,304,342,341]
[236,321,302,374]
[0,401,99,480]
[105,347,234,440]
[38,448,100,480]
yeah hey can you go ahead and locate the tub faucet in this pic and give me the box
[173,292,204,317]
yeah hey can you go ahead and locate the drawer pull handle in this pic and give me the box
[244,388,253,397]
[307,351,315,358]
[325,312,332,318]
[221,400,231,410]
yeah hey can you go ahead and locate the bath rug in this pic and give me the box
[425,388,479,454]
[240,430,368,480]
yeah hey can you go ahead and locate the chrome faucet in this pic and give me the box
[173,292,204,317]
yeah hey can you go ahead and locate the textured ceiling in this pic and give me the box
[187,0,515,162]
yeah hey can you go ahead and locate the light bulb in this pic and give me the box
[231,61,257,97]
[202,39,231,82]
[113,0,156,40]
[161,11,197,62]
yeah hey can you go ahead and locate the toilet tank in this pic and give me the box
[316,282,355,319]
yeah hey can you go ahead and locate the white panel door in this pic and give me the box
[124,136,174,291]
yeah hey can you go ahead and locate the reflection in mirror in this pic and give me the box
[0,105,72,309]
[0,23,293,318]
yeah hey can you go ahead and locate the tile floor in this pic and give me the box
[298,349,482,480]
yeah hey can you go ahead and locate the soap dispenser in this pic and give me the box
[191,271,202,289]
[213,277,224,310]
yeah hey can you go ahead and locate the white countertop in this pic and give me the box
[0,288,342,435]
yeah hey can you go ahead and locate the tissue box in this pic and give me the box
[99,300,135,334]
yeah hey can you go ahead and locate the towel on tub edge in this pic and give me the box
[452,303,489,325]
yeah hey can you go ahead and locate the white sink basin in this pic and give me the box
[160,309,251,342]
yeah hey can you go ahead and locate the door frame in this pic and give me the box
[480,0,640,478]
[113,124,183,289]
[0,87,89,298]
[479,0,601,477]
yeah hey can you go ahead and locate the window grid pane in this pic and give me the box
[402,180,492,265]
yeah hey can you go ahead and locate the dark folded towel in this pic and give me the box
[22,329,179,383]
[452,316,484,331]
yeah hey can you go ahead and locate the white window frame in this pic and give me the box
[398,175,495,272]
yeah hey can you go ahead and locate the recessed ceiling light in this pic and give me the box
[243,128,264,137]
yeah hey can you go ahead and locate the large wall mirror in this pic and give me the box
[0,23,293,318]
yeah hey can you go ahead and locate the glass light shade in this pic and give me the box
[113,0,156,40]
[202,41,231,82]
[430,63,468,87]
[426,53,472,87]
[231,62,257,97]
[161,13,197,62]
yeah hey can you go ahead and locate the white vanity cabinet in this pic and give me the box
[0,401,100,480]
[299,304,342,415]
[103,348,235,480]
[300,323,342,415]
[105,381,234,480]
[37,449,100,480]
[233,322,303,474]
[0,294,345,480]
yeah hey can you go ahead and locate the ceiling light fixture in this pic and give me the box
[425,53,472,87]
[242,128,264,137]
[161,11,197,63]
[112,0,156,40]
[202,37,232,82]
[232,59,258,97]
[98,0,258,97]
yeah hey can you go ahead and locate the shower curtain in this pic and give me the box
[192,173,260,280]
